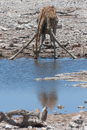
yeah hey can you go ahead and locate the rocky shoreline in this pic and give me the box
[0,111,87,130]
[35,70,87,88]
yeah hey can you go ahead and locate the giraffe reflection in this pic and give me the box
[38,90,58,109]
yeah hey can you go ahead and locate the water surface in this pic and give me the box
[0,58,87,114]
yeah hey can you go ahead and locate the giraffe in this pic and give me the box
[33,6,58,59]
[9,6,76,60]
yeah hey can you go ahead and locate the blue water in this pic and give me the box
[0,58,87,114]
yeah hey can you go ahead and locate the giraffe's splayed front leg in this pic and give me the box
[33,44,39,59]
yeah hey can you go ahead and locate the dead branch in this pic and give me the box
[5,108,40,117]
[9,33,36,60]
[23,10,40,16]
[50,31,77,59]
[23,9,75,16]
[0,107,47,127]
[56,9,76,16]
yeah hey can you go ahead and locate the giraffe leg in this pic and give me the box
[53,40,57,59]
[50,30,77,59]
[36,34,45,58]
[53,25,57,59]
[50,29,57,59]
[9,33,36,60]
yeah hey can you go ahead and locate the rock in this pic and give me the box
[81,124,87,130]
[5,124,13,129]
[83,32,87,35]
[43,77,58,81]
[78,106,85,109]
[9,43,14,47]
[45,49,54,53]
[53,111,57,115]
[34,78,43,81]
[41,127,47,130]
[58,105,64,110]
[71,115,83,125]
[24,23,37,29]
[67,115,83,129]
[72,83,87,88]
[24,24,32,29]
[84,100,87,104]
[28,126,32,129]
[0,43,7,49]
[57,24,62,29]
[69,122,79,128]
[79,110,84,113]
[0,40,3,43]
[61,122,65,126]
[16,26,25,30]
[12,38,20,43]
[72,43,81,48]
[83,126,87,130]
[65,126,71,130]
[65,84,68,86]
[29,24,37,28]
[18,20,30,24]
[47,125,54,130]
[0,26,8,31]
[5,124,19,129]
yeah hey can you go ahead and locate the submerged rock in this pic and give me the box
[35,71,87,86]
[78,106,85,109]
[84,100,87,104]
[58,105,64,110]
